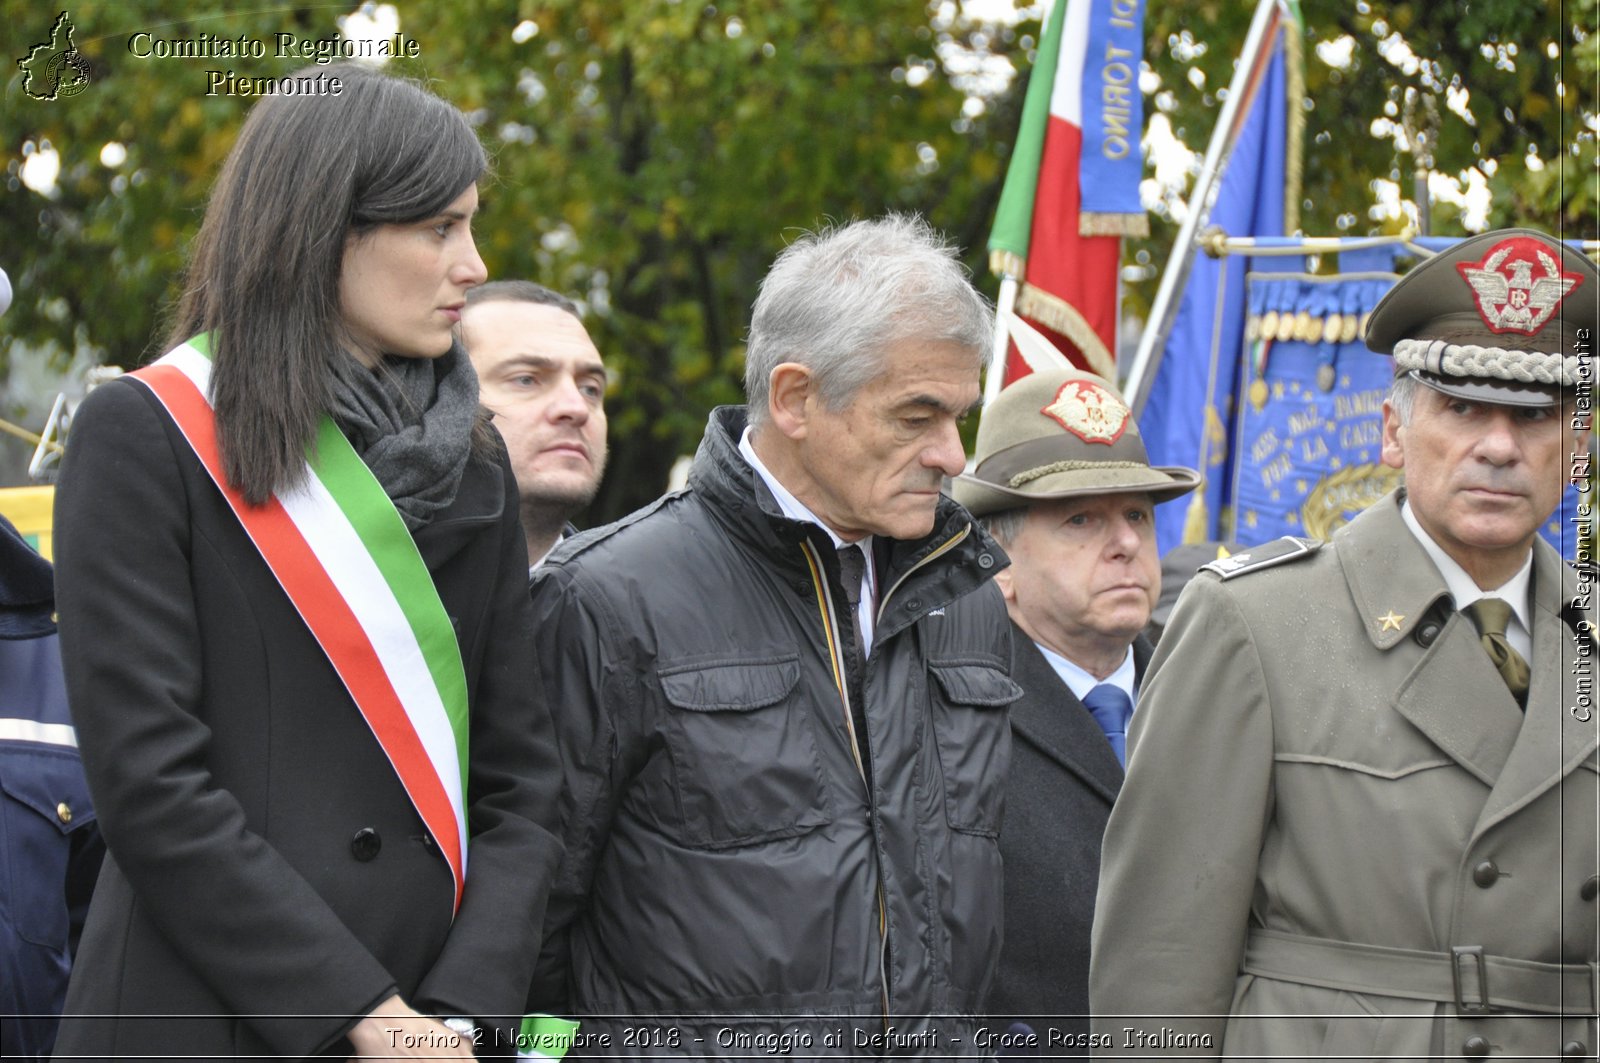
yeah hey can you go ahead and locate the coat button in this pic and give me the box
[56,802,72,825]
[1582,875,1598,902]
[1562,1042,1587,1058]
[1471,859,1500,888]
[978,552,995,570]
[1415,620,1442,647]
[350,828,382,862]
[1462,1035,1491,1056]
[905,598,923,612]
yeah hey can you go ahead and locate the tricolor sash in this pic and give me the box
[516,1014,580,1060]
[131,336,470,911]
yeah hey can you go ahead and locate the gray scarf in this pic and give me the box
[327,343,479,530]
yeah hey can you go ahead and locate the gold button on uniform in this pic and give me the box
[56,801,72,824]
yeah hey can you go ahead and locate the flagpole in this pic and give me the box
[985,275,1020,407]
[1123,0,1286,417]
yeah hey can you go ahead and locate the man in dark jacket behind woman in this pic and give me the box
[527,215,1019,1056]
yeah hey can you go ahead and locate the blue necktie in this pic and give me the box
[1082,684,1133,767]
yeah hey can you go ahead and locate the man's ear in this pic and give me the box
[768,362,815,442]
[1379,400,1406,472]
[992,562,1016,604]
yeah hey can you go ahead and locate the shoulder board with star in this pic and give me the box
[1200,536,1322,580]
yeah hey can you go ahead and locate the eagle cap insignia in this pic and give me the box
[1456,235,1582,336]
[1041,380,1130,444]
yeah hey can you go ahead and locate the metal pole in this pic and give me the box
[985,275,1020,407]
[1413,166,1431,237]
[1123,0,1285,416]
[1195,233,1420,257]
[1204,233,1600,256]
[1403,88,1437,237]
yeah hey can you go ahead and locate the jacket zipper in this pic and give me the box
[867,525,970,1027]
[875,526,970,622]
[800,539,892,1029]
[801,523,972,1032]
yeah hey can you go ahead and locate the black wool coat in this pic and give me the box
[50,378,563,1060]
[987,625,1149,1045]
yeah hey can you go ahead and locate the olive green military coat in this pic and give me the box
[1089,491,1597,1060]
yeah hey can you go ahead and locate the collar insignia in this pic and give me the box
[1041,380,1130,445]
[1378,609,1405,632]
[1456,236,1582,336]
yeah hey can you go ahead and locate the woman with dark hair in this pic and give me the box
[50,64,561,1059]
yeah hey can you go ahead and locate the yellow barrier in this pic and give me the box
[0,485,55,560]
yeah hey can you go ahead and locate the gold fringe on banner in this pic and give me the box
[1014,284,1118,381]
[1182,491,1210,544]
[1080,212,1151,239]
[1283,20,1305,236]
[989,250,1027,280]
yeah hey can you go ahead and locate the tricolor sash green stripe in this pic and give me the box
[306,415,472,792]
[517,1014,580,1060]
[130,336,470,910]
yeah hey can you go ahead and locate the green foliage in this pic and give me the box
[1,0,1019,514]
[1090,0,1597,333]
[1134,0,1593,287]
[443,1,1017,516]
[1,0,1589,516]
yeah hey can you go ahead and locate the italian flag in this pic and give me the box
[989,0,1148,384]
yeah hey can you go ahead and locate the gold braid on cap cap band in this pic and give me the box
[1392,338,1580,386]
[1010,460,1150,488]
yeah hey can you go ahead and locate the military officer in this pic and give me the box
[1090,227,1599,1059]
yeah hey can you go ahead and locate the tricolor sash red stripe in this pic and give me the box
[131,337,470,911]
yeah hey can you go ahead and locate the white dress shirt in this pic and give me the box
[739,426,878,654]
[1035,641,1138,710]
[529,532,566,576]
[1400,499,1533,659]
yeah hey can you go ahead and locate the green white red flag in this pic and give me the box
[989,0,1149,384]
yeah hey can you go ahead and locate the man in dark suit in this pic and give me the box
[952,367,1199,1052]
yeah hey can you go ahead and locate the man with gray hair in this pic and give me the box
[526,215,1018,1054]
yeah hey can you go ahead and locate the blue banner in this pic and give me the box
[1230,273,1402,542]
[1141,27,1290,556]
[1228,268,1584,560]
[1079,0,1147,221]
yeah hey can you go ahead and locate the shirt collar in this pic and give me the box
[1400,498,1532,638]
[529,531,566,575]
[1035,641,1137,706]
[740,426,880,652]
[738,425,875,559]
